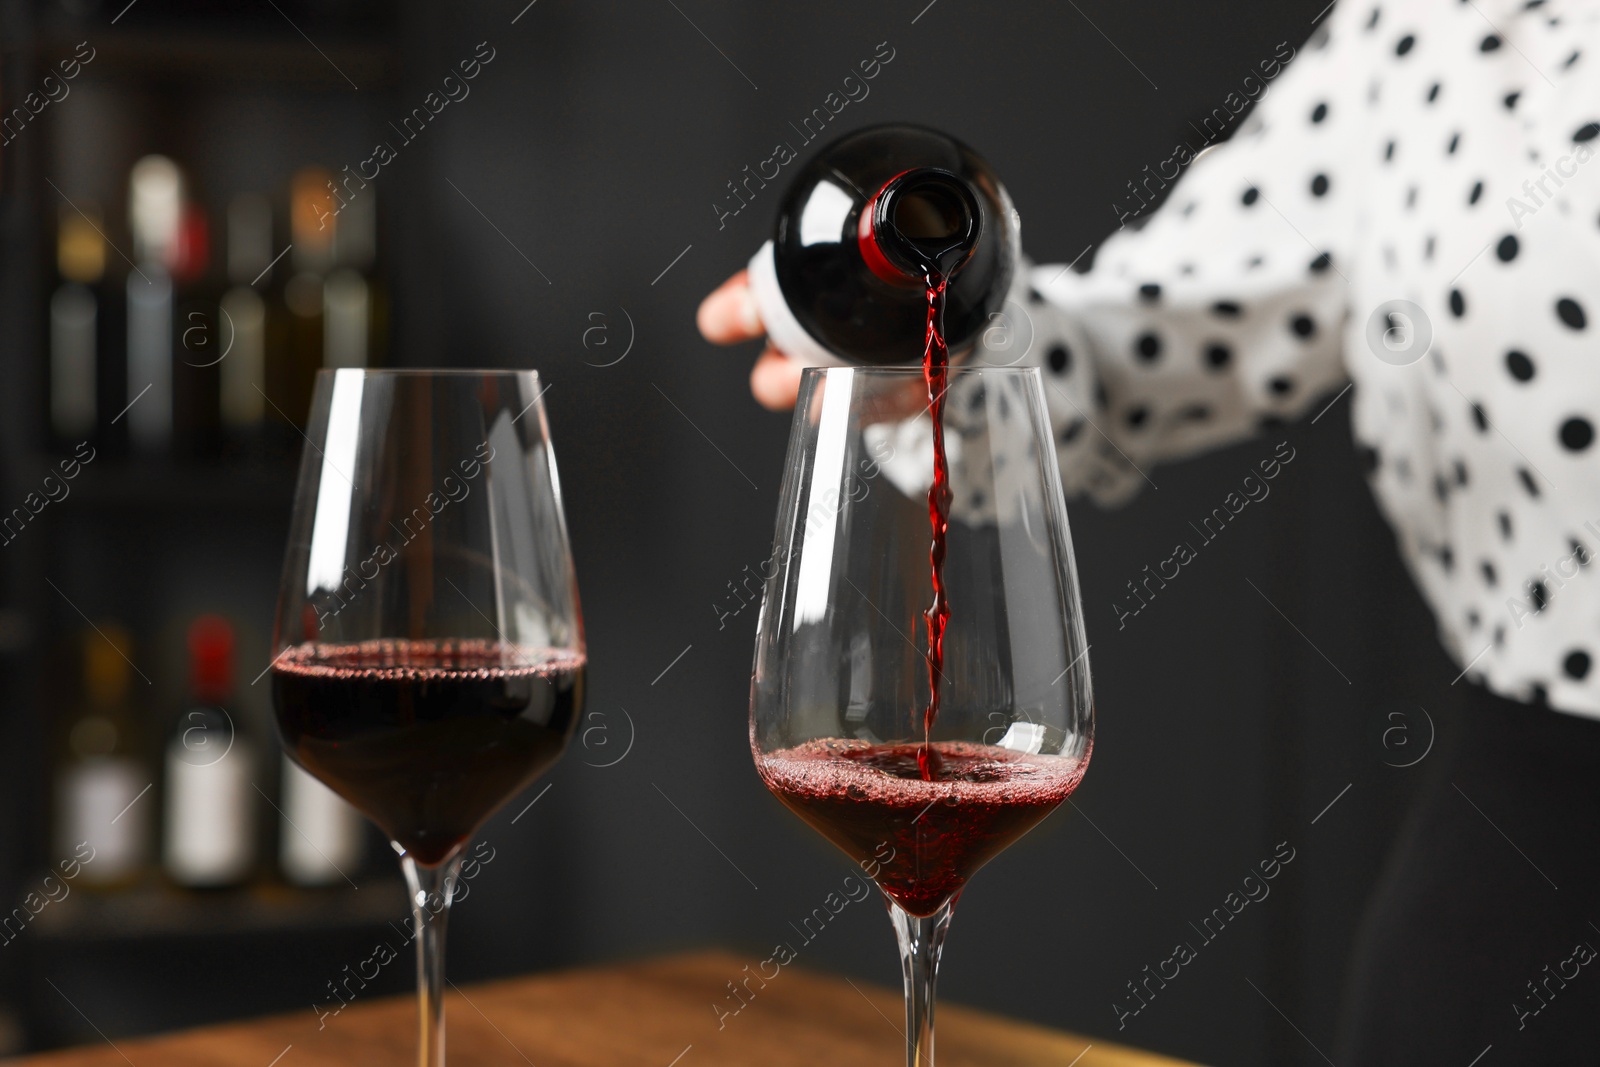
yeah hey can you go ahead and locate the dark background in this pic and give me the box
[0,1,1473,1064]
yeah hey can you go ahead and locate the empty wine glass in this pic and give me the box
[750,365,1093,1067]
[271,369,584,1067]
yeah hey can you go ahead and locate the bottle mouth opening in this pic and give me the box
[892,182,969,241]
[873,169,982,278]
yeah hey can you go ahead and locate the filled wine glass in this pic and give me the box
[751,365,1093,1067]
[271,369,583,1067]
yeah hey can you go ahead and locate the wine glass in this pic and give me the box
[750,365,1093,1067]
[271,369,584,1067]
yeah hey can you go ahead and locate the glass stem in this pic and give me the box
[889,896,956,1067]
[401,851,465,1067]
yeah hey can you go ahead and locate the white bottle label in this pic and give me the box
[164,738,255,886]
[280,755,363,886]
[56,757,148,883]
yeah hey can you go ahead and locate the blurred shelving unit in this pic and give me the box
[0,0,407,1053]
[33,878,409,943]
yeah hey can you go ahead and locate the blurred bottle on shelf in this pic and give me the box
[48,203,105,448]
[53,624,151,889]
[171,198,225,458]
[163,615,257,888]
[278,756,363,887]
[324,182,377,370]
[219,193,275,453]
[270,167,334,439]
[126,154,180,455]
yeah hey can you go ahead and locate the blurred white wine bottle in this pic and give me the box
[54,624,150,889]
[163,615,257,888]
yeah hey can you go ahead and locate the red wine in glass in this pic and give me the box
[271,369,583,1067]
[751,364,1093,1067]
[273,640,583,866]
[748,125,1086,1067]
[757,739,1088,918]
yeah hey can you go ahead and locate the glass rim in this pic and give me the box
[798,365,1041,380]
[313,368,543,380]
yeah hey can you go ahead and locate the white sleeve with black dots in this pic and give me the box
[989,0,1600,719]
[1010,7,1363,507]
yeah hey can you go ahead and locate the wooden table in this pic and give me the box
[16,952,1201,1067]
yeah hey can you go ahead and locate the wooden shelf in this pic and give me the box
[33,877,405,943]
[34,456,298,512]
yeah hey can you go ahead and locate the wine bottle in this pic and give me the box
[163,615,257,888]
[746,123,1019,366]
[324,186,375,369]
[126,155,181,455]
[54,624,150,888]
[171,199,225,458]
[49,203,105,447]
[278,755,363,888]
[278,167,334,425]
[219,193,272,451]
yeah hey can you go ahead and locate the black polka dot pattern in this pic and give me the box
[1015,0,1600,716]
[1560,417,1594,451]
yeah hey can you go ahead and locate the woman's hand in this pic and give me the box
[696,270,804,411]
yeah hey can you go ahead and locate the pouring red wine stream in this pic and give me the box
[850,166,982,780]
[920,268,953,781]
[748,131,1024,785]
[887,180,974,782]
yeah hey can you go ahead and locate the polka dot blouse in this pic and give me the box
[1013,0,1600,717]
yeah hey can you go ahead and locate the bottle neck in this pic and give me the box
[856,168,981,286]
